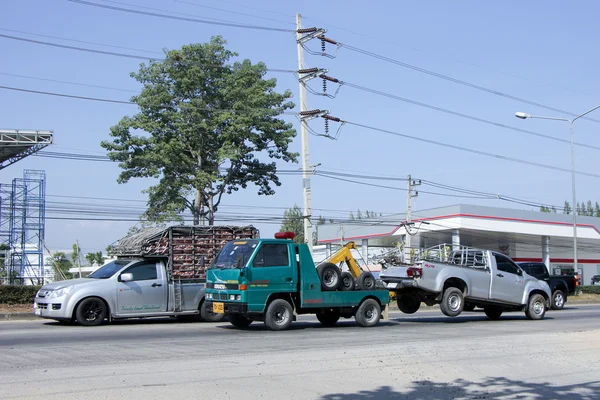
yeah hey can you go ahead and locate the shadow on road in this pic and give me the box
[320,378,600,400]
[393,314,554,324]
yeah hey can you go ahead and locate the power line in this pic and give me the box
[68,0,293,32]
[0,72,139,93]
[342,120,600,179]
[340,43,600,124]
[173,0,295,26]
[342,81,600,152]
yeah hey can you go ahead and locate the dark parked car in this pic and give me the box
[517,262,577,310]
[591,275,600,286]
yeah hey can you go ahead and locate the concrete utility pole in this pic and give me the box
[76,240,82,279]
[296,13,313,254]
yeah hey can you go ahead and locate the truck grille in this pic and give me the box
[220,293,228,300]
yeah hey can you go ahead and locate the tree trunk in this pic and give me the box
[207,193,215,226]
[193,188,202,225]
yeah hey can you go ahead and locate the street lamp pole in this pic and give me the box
[516,105,600,277]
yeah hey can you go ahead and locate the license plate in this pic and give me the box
[213,302,224,313]
[386,282,398,289]
[34,308,42,316]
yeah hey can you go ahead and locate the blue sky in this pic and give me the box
[2,0,600,255]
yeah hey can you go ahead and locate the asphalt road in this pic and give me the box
[1,304,600,399]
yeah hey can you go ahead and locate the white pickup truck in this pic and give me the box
[379,244,551,320]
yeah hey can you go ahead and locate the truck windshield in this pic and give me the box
[210,240,258,269]
[88,260,131,279]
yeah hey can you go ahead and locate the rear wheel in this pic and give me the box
[357,272,376,291]
[551,290,566,310]
[316,310,340,327]
[75,297,107,326]
[227,314,252,329]
[200,301,226,322]
[484,307,503,320]
[440,287,464,317]
[525,294,547,320]
[264,299,293,331]
[396,294,420,314]
[355,298,381,327]
[340,272,356,291]
[317,263,341,291]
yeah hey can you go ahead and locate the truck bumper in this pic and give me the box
[383,279,417,289]
[204,301,248,315]
[33,299,71,320]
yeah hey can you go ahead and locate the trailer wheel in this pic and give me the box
[357,272,376,291]
[340,272,356,291]
[75,297,107,326]
[484,307,503,320]
[264,299,293,331]
[396,294,420,314]
[227,314,252,329]
[551,290,565,310]
[525,293,547,320]
[200,300,226,322]
[317,263,341,291]
[355,298,381,327]
[440,287,464,317]
[316,310,340,327]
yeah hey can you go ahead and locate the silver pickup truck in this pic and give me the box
[379,244,551,320]
[33,258,221,326]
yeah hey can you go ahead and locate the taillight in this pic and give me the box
[407,267,422,278]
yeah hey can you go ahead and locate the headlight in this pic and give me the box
[206,293,213,300]
[229,294,241,301]
[229,294,235,301]
[48,286,74,298]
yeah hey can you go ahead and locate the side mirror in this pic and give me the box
[517,269,523,276]
[120,273,133,282]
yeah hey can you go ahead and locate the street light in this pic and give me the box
[515,104,600,277]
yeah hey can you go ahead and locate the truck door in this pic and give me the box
[116,261,168,314]
[247,243,295,312]
[489,254,526,304]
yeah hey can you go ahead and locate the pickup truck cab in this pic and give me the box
[33,258,220,325]
[517,262,577,310]
[380,244,551,320]
[205,233,390,331]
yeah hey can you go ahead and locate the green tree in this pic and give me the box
[101,37,297,225]
[317,215,326,225]
[0,243,9,279]
[85,252,105,266]
[540,205,550,213]
[279,205,304,244]
[49,252,73,280]
[563,201,572,215]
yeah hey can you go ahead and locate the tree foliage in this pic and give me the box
[49,252,73,280]
[541,200,600,216]
[279,205,304,244]
[85,252,105,266]
[102,37,297,225]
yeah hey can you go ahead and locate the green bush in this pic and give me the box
[0,285,41,304]
[578,285,600,295]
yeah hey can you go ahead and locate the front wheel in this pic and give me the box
[355,298,381,327]
[440,287,464,317]
[316,310,340,327]
[200,301,226,322]
[228,314,252,329]
[525,294,547,320]
[551,290,566,310]
[75,297,107,326]
[264,299,293,331]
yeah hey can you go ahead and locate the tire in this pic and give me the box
[484,307,503,320]
[551,290,566,310]
[228,314,252,329]
[355,298,381,327]
[525,293,547,320]
[75,297,107,326]
[396,294,420,314]
[340,272,356,291]
[316,310,340,327]
[200,301,226,322]
[317,263,341,291]
[357,272,376,291]
[264,299,293,331]
[463,303,476,312]
[440,287,464,317]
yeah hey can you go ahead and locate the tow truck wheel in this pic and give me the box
[264,299,293,331]
[355,298,381,327]
[440,287,464,317]
[75,297,107,326]
[317,263,341,291]
[200,301,226,322]
[340,272,356,291]
[316,310,340,327]
[525,293,547,320]
[227,314,252,329]
[484,307,503,320]
[396,294,420,314]
[551,290,566,310]
[357,272,376,291]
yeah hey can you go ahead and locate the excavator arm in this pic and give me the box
[323,241,363,278]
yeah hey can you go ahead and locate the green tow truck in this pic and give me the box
[205,232,390,331]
